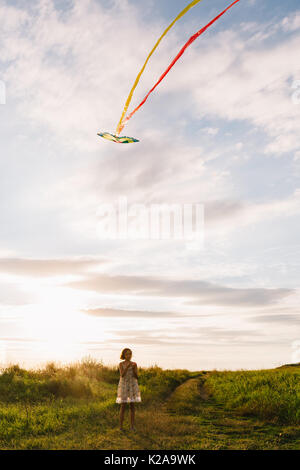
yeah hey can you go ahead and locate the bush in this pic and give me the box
[0,365,92,402]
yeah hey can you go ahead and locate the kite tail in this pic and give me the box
[115,0,205,135]
[117,0,241,135]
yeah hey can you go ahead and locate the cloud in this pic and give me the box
[68,272,293,307]
[106,324,265,347]
[0,337,40,343]
[0,0,170,151]
[162,25,300,155]
[1,0,298,254]
[250,314,300,324]
[0,0,298,370]
[205,200,245,224]
[281,11,300,32]
[0,281,32,306]
[201,127,219,136]
[82,307,182,318]
[1,0,299,157]
[0,256,107,277]
[205,189,300,232]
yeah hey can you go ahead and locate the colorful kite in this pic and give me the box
[98,0,241,143]
[97,132,139,144]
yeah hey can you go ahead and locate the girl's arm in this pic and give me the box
[119,362,131,378]
[132,362,138,380]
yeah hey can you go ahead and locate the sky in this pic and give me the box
[0,0,299,371]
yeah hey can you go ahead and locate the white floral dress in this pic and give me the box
[116,363,142,403]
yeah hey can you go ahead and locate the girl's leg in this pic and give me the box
[119,403,126,430]
[130,402,135,429]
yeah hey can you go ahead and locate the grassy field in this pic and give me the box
[0,359,299,450]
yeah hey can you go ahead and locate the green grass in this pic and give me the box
[0,359,299,450]
[205,368,300,424]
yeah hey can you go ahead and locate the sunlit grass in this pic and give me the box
[206,367,300,424]
[0,360,299,449]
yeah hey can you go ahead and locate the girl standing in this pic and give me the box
[116,348,141,431]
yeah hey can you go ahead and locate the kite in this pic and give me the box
[98,0,241,143]
[97,132,139,144]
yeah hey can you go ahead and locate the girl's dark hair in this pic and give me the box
[120,348,132,360]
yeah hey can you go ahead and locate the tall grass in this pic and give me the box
[0,360,191,404]
[206,367,300,424]
[138,366,191,404]
[0,359,193,446]
[1,360,299,449]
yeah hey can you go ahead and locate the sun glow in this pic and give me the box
[20,284,108,362]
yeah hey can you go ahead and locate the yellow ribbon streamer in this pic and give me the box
[115,0,205,135]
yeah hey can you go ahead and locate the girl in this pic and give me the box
[116,348,141,431]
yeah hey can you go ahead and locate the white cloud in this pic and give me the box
[158,29,300,155]
[294,150,300,161]
[0,0,299,369]
[1,0,162,150]
[206,188,300,236]
[281,11,300,32]
[201,127,219,135]
[1,0,299,157]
